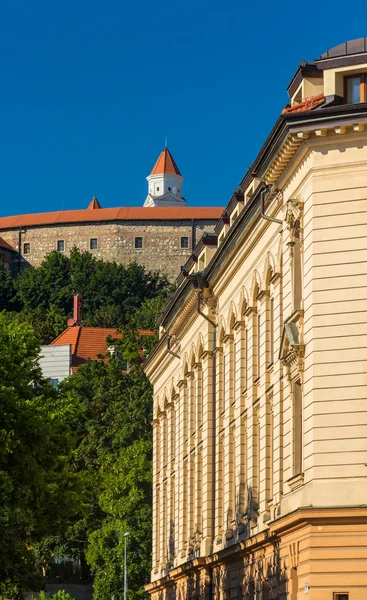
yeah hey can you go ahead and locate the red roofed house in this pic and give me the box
[0,148,223,280]
[39,296,153,384]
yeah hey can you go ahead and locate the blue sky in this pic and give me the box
[0,0,366,216]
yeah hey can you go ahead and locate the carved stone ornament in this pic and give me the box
[279,313,305,380]
[284,199,304,232]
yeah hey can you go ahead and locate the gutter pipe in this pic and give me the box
[167,335,180,360]
[260,185,282,226]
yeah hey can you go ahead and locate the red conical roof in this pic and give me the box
[88,196,102,209]
[150,148,181,176]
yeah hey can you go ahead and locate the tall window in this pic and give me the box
[135,236,143,249]
[293,379,303,475]
[270,297,274,365]
[90,238,98,250]
[23,242,31,255]
[254,406,260,504]
[256,312,261,379]
[267,396,274,502]
[244,324,248,391]
[57,240,65,252]
[292,220,302,310]
[181,236,189,249]
[345,74,366,104]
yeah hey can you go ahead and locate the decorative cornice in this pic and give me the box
[264,134,304,185]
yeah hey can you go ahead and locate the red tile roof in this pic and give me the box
[88,196,102,209]
[0,236,14,251]
[150,148,181,175]
[282,93,325,114]
[0,206,222,229]
[51,326,154,372]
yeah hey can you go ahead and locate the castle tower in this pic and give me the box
[144,148,186,207]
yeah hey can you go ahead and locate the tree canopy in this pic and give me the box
[13,248,171,342]
[0,313,88,599]
[0,250,169,600]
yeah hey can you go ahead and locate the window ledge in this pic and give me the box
[287,472,304,491]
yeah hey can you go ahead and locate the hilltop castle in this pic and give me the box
[0,148,222,279]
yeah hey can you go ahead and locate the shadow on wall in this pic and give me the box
[162,486,292,600]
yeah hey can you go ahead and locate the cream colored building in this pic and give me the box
[143,39,367,600]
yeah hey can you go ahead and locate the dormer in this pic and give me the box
[287,61,324,107]
[284,38,367,115]
[315,39,367,105]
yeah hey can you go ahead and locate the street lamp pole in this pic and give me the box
[124,532,130,600]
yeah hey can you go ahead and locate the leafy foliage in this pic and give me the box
[0,262,16,311]
[0,249,169,599]
[14,249,171,342]
[55,339,154,600]
[0,313,87,599]
[33,590,76,600]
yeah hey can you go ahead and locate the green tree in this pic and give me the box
[53,331,154,600]
[14,248,171,342]
[0,313,87,598]
[0,262,16,311]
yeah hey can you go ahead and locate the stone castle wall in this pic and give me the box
[0,218,218,279]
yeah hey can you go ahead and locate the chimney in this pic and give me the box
[67,294,83,327]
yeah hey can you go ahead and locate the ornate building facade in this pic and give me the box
[143,39,367,600]
[0,148,222,279]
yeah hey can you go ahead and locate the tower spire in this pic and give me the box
[144,148,186,207]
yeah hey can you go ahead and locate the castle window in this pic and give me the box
[178,188,180,193]
[180,236,189,249]
[344,74,366,104]
[23,242,31,255]
[135,237,143,249]
[90,238,98,250]
[156,187,159,191]
[57,240,65,252]
[168,187,171,191]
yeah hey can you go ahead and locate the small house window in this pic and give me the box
[57,240,65,252]
[334,595,349,600]
[180,236,189,249]
[90,238,98,250]
[50,378,59,389]
[345,74,366,104]
[23,242,31,255]
[135,237,143,249]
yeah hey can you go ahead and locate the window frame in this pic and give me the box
[90,238,98,250]
[333,594,349,600]
[134,236,143,249]
[23,242,31,255]
[180,236,189,249]
[344,73,366,104]
[57,239,65,253]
